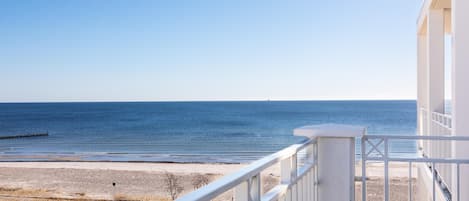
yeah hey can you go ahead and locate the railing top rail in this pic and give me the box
[431,111,452,119]
[365,157,469,164]
[364,134,469,141]
[176,138,316,201]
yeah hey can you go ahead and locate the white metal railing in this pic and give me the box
[429,111,453,192]
[431,111,452,131]
[362,134,469,201]
[176,138,318,201]
[177,125,469,201]
[419,108,454,192]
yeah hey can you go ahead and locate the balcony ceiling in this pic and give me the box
[417,0,452,35]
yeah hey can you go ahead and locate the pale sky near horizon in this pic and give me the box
[0,0,423,102]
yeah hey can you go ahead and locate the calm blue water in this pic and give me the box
[0,101,416,163]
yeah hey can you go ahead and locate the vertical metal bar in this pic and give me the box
[306,143,314,162]
[307,171,311,201]
[310,169,314,201]
[304,172,308,201]
[432,162,436,201]
[304,143,313,201]
[310,167,314,201]
[292,153,298,201]
[314,143,318,201]
[281,156,293,184]
[281,155,293,201]
[298,177,303,201]
[409,161,412,201]
[309,170,314,201]
[292,184,297,201]
[292,153,298,180]
[361,137,367,201]
[457,163,460,201]
[250,173,261,201]
[384,138,389,201]
[314,167,317,201]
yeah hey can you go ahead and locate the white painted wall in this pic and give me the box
[451,0,469,200]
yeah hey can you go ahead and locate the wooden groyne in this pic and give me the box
[0,133,48,140]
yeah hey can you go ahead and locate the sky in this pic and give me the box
[0,0,423,102]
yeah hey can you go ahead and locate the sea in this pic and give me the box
[0,101,417,163]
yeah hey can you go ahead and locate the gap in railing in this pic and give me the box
[261,162,282,196]
[358,161,418,201]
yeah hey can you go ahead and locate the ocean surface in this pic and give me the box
[0,101,417,163]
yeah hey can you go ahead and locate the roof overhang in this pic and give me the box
[417,0,452,35]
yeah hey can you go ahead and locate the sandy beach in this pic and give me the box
[0,162,416,201]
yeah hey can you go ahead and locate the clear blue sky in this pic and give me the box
[0,0,422,102]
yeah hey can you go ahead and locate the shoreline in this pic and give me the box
[0,153,265,164]
[0,162,247,174]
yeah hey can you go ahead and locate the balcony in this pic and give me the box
[176,124,469,201]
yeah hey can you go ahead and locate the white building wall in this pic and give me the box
[451,0,469,200]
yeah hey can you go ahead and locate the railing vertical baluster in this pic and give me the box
[409,161,412,201]
[292,184,297,201]
[304,143,313,201]
[312,162,316,201]
[281,156,292,184]
[292,152,298,201]
[315,143,318,201]
[313,168,316,201]
[384,138,389,201]
[303,176,307,201]
[432,162,436,201]
[281,155,294,201]
[298,177,303,201]
[303,175,308,201]
[292,153,298,180]
[307,171,311,201]
[310,166,315,201]
[305,143,314,162]
[361,137,367,201]
[457,163,460,201]
[250,173,261,201]
[281,152,298,201]
[304,172,308,201]
[234,180,249,201]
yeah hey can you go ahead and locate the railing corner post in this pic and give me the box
[294,124,365,201]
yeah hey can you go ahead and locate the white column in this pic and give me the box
[451,0,469,200]
[294,124,365,201]
[417,34,427,136]
[426,9,445,164]
[417,34,428,156]
[426,8,446,123]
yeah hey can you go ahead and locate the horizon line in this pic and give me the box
[0,98,419,104]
